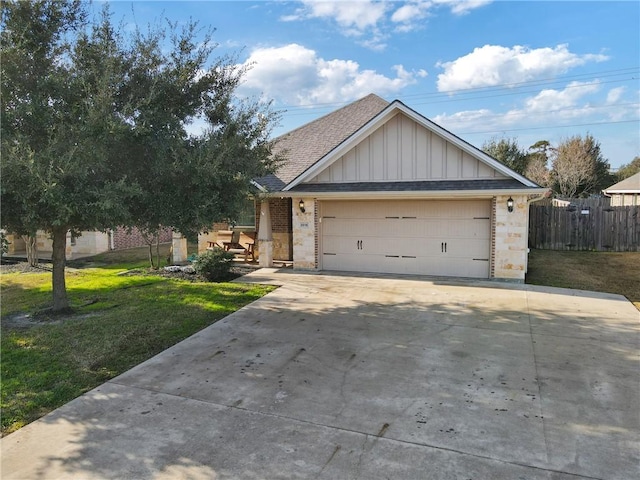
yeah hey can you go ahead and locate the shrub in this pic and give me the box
[0,232,10,257]
[193,249,235,282]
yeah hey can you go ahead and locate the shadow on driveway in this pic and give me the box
[2,269,638,479]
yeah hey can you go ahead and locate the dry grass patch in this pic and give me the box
[526,250,640,309]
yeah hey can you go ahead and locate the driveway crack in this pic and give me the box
[526,290,550,464]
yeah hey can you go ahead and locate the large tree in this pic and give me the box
[1,1,135,311]
[1,1,279,311]
[550,134,612,198]
[551,134,612,198]
[482,137,528,175]
[524,140,552,187]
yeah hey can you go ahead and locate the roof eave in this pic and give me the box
[266,187,547,200]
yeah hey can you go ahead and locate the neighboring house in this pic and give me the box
[603,172,640,206]
[4,227,172,259]
[200,94,547,282]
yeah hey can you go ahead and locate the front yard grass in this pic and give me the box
[1,250,274,436]
[526,249,640,309]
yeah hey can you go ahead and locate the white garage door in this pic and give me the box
[320,200,491,278]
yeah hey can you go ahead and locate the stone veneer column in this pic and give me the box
[258,200,273,267]
[493,194,529,282]
[172,231,188,264]
[292,197,316,270]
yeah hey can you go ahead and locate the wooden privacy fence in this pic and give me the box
[529,204,640,252]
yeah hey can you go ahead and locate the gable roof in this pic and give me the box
[256,94,389,191]
[257,94,542,194]
[603,172,640,193]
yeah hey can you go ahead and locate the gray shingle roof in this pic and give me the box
[289,179,527,193]
[603,172,640,193]
[256,94,390,191]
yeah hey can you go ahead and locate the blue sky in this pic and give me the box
[98,1,639,169]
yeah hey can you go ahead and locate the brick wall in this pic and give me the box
[112,227,173,250]
[260,198,292,233]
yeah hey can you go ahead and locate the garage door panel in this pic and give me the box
[323,219,390,237]
[320,200,491,279]
[446,219,491,239]
[445,238,491,259]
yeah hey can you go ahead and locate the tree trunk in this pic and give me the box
[22,234,39,267]
[147,243,156,269]
[51,226,70,312]
[155,234,160,269]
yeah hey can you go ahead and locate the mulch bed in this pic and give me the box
[0,261,52,274]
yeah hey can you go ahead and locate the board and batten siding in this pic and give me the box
[310,113,507,184]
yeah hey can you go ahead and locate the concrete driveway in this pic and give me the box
[2,269,638,480]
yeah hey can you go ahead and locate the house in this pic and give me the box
[4,227,173,259]
[603,172,640,206]
[199,94,547,282]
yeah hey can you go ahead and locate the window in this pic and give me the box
[233,198,256,228]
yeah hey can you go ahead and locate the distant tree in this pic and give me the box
[1,1,280,311]
[616,156,640,181]
[525,140,552,187]
[550,134,612,198]
[482,137,528,175]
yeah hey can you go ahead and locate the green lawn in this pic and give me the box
[1,247,273,436]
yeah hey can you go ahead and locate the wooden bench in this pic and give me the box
[207,230,256,263]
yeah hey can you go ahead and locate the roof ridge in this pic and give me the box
[604,171,640,191]
[273,93,389,142]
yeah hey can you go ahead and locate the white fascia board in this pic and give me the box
[284,100,540,191]
[250,180,269,193]
[273,187,546,200]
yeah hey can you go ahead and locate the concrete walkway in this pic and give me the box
[2,269,638,479]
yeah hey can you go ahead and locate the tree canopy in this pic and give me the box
[1,0,280,311]
[616,156,640,181]
[482,135,615,197]
[482,137,528,175]
[551,134,612,198]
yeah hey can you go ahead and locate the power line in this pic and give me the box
[436,102,639,122]
[281,75,638,116]
[402,67,639,99]
[408,77,638,107]
[458,119,639,136]
[276,66,639,113]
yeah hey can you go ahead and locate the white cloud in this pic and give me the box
[282,0,388,33]
[436,44,609,92]
[283,1,492,49]
[432,81,605,132]
[524,81,600,112]
[434,0,493,15]
[606,86,626,104]
[390,1,432,32]
[238,43,426,105]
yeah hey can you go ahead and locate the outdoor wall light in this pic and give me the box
[298,199,306,213]
[507,197,514,213]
